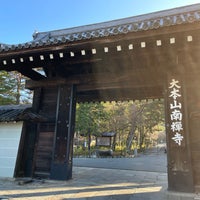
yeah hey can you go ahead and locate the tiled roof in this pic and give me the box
[0,104,48,122]
[101,132,116,137]
[0,104,31,122]
[0,3,200,52]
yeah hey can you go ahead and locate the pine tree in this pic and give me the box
[0,71,15,105]
[0,71,32,105]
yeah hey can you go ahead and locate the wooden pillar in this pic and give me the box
[185,72,200,192]
[165,74,194,193]
[50,84,76,180]
[15,88,41,177]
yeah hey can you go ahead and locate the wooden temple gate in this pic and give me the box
[1,3,200,197]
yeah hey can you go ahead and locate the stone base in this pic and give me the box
[166,191,200,200]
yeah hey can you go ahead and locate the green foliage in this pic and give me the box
[105,101,130,133]
[141,99,165,133]
[75,102,109,136]
[0,71,32,105]
[75,100,165,154]
[73,145,97,157]
[125,100,165,151]
[0,71,16,104]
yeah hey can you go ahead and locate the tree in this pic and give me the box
[0,71,16,105]
[76,102,107,135]
[126,100,165,152]
[104,101,130,150]
[0,71,32,105]
[125,102,146,153]
[75,100,165,155]
[75,102,108,155]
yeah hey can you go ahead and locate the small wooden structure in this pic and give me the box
[96,132,115,147]
[96,132,115,157]
[1,4,200,198]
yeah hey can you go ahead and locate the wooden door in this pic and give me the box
[33,124,54,178]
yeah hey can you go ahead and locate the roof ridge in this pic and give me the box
[35,3,200,38]
[0,3,200,52]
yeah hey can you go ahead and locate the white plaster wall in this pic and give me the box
[0,122,23,177]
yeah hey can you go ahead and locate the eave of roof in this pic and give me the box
[0,3,200,53]
[0,104,48,122]
[0,104,31,122]
[101,132,116,137]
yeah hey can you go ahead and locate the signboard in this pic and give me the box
[96,137,111,146]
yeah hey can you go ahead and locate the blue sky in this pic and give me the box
[1,0,200,44]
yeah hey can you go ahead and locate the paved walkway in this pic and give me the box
[74,153,167,173]
[0,166,167,200]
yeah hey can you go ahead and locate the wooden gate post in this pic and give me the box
[185,73,200,193]
[50,84,76,180]
[165,74,194,193]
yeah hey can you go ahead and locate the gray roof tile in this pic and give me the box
[0,104,31,122]
[0,104,48,122]
[0,3,200,52]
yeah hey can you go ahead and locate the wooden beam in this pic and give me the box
[77,86,164,102]
[26,77,79,89]
[26,77,163,93]
[18,68,46,80]
[26,66,164,88]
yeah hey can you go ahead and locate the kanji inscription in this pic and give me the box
[169,79,184,146]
